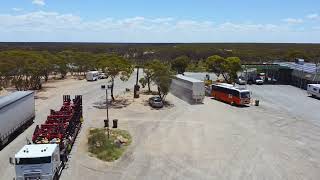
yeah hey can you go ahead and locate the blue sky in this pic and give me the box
[0,0,320,42]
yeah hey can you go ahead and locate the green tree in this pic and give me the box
[205,55,225,77]
[99,54,133,101]
[151,60,173,101]
[72,52,97,76]
[206,55,242,83]
[56,51,73,78]
[224,57,242,83]
[139,61,157,93]
[39,51,56,82]
[0,50,49,90]
[171,55,189,74]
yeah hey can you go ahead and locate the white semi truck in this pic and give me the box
[170,74,205,104]
[10,95,83,180]
[11,144,61,180]
[307,84,320,98]
[0,91,35,147]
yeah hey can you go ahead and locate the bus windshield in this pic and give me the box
[240,92,250,99]
[16,157,51,165]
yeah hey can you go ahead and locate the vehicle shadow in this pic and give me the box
[209,98,250,108]
[0,119,34,151]
[308,95,320,100]
[143,100,174,110]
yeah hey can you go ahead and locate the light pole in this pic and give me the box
[105,85,111,139]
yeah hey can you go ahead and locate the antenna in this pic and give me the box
[26,137,31,145]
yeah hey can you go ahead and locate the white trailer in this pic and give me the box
[86,71,99,81]
[0,91,35,146]
[307,84,320,98]
[11,144,61,180]
[170,74,205,104]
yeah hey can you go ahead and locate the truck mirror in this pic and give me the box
[9,157,15,165]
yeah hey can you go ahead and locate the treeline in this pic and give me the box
[0,49,244,101]
[1,43,320,63]
[0,50,130,91]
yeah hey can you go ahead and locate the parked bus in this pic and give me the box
[211,83,251,106]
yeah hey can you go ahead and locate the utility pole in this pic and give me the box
[106,87,110,139]
[134,66,140,98]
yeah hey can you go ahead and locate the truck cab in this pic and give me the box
[11,144,61,180]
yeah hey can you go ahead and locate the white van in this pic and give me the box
[307,84,320,98]
[86,71,99,81]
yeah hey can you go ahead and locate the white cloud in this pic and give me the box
[12,8,23,12]
[32,0,45,6]
[282,18,303,24]
[307,14,319,20]
[0,11,319,43]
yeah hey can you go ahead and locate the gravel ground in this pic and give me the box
[2,74,320,180]
[62,84,320,180]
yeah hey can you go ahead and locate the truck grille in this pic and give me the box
[24,173,41,180]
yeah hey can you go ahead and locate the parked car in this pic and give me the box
[267,77,277,84]
[99,73,107,79]
[255,77,264,85]
[149,96,164,108]
[236,78,246,85]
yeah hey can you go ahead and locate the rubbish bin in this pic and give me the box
[113,119,118,128]
[104,119,109,128]
[255,100,260,106]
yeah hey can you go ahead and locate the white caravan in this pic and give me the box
[307,84,320,98]
[86,71,99,81]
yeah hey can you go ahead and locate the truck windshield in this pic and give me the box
[241,92,250,99]
[16,157,51,165]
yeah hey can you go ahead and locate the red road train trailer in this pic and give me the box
[32,95,83,162]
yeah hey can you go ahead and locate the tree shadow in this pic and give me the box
[93,98,133,109]
[140,90,158,96]
[34,96,49,100]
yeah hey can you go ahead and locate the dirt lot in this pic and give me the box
[1,73,320,180]
[61,84,320,180]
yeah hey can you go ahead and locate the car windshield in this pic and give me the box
[15,156,51,165]
[154,99,162,102]
[241,92,251,98]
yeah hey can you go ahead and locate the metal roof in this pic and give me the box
[15,144,58,158]
[0,91,34,109]
[176,74,203,83]
[275,62,320,74]
[308,84,320,88]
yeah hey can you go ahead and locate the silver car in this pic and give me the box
[149,97,164,108]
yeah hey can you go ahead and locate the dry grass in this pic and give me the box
[88,128,132,162]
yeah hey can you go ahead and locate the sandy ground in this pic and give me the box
[1,72,320,180]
